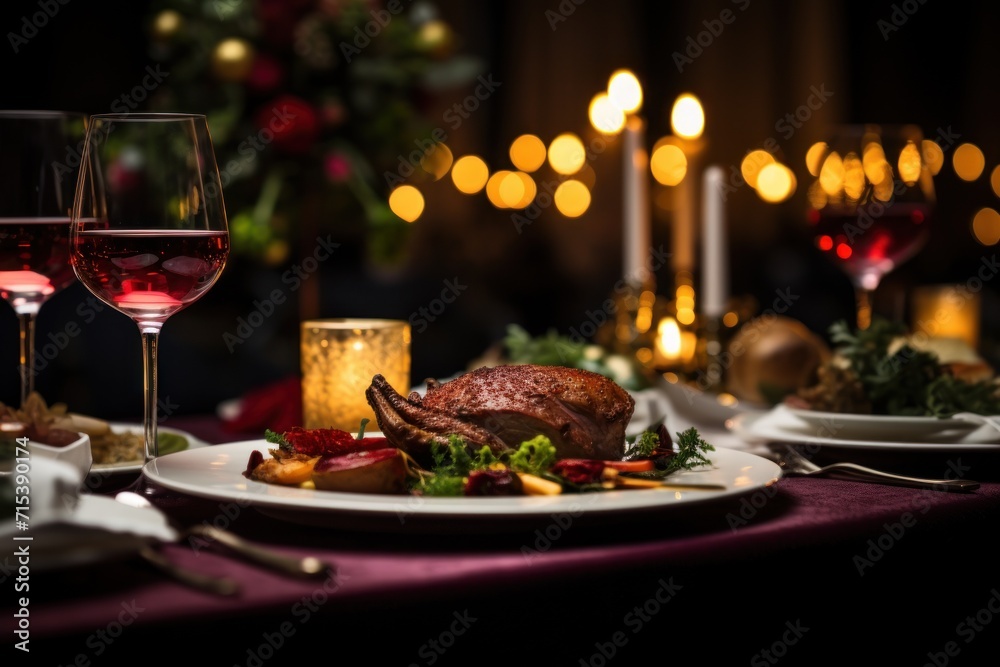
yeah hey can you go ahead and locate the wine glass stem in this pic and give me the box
[17,313,36,406]
[141,330,161,463]
[855,287,873,331]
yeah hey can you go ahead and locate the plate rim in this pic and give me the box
[731,409,1000,451]
[783,405,976,430]
[141,439,782,522]
[89,423,210,473]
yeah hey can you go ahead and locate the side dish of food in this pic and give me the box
[788,318,1000,417]
[244,421,715,497]
[244,364,715,497]
[0,393,189,464]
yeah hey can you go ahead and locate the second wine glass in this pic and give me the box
[0,110,88,405]
[71,113,230,462]
[805,124,936,329]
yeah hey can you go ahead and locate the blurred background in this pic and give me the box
[2,0,1000,419]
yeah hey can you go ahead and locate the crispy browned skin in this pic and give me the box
[366,364,635,462]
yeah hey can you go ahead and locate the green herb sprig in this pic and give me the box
[828,317,1000,417]
[626,428,715,480]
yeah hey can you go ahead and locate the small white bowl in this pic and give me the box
[29,432,93,483]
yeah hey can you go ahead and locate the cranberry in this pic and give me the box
[464,469,524,496]
[550,459,606,485]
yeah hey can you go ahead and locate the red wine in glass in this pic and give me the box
[0,217,75,309]
[1,111,88,405]
[71,113,230,462]
[72,229,229,325]
[809,201,931,292]
[805,124,935,329]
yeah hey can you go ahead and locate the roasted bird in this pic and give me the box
[365,364,635,462]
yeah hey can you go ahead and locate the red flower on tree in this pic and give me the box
[255,95,321,154]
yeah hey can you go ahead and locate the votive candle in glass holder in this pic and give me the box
[911,284,981,350]
[301,319,411,432]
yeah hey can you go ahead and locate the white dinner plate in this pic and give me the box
[89,423,210,475]
[783,406,979,441]
[729,405,1000,451]
[141,438,782,532]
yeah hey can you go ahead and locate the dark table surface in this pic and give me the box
[13,414,1000,665]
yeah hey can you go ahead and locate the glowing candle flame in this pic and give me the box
[608,69,643,114]
[657,317,682,359]
[670,94,704,140]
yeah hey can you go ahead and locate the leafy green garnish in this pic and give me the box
[264,429,290,452]
[826,317,1000,417]
[502,324,651,390]
[504,324,586,367]
[506,435,557,475]
[627,427,715,480]
[414,435,500,496]
[623,430,660,460]
[418,473,466,497]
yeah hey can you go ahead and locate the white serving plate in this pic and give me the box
[142,438,782,532]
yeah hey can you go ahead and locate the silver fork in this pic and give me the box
[776,446,980,493]
[115,491,334,579]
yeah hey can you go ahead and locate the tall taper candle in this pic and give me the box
[701,165,728,318]
[622,115,651,288]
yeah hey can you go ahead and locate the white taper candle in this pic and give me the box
[701,165,728,318]
[622,115,650,288]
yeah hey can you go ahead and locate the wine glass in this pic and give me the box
[0,110,88,405]
[805,124,936,329]
[71,114,230,462]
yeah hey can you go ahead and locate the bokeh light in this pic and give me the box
[862,142,890,185]
[548,133,586,175]
[897,141,922,185]
[650,143,687,186]
[589,93,626,135]
[921,139,945,175]
[498,171,536,209]
[509,134,546,172]
[419,143,453,181]
[486,170,512,208]
[554,180,591,217]
[388,185,424,222]
[991,165,1000,198]
[607,69,643,114]
[741,150,775,189]
[953,143,986,181]
[514,171,537,207]
[819,151,845,197]
[805,142,828,177]
[843,153,865,200]
[973,207,1000,246]
[670,94,705,140]
[450,155,489,194]
[756,163,796,203]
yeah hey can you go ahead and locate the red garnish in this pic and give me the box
[244,450,264,478]
[281,427,383,457]
[464,469,524,496]
[603,459,656,472]
[550,459,606,485]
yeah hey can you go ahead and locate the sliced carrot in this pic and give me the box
[603,459,655,473]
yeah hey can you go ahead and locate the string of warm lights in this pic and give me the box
[385,75,1000,254]
[385,68,705,225]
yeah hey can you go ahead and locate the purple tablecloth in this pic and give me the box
[14,416,1000,664]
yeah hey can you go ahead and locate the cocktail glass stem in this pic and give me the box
[141,329,161,463]
[17,312,36,406]
[855,286,873,331]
